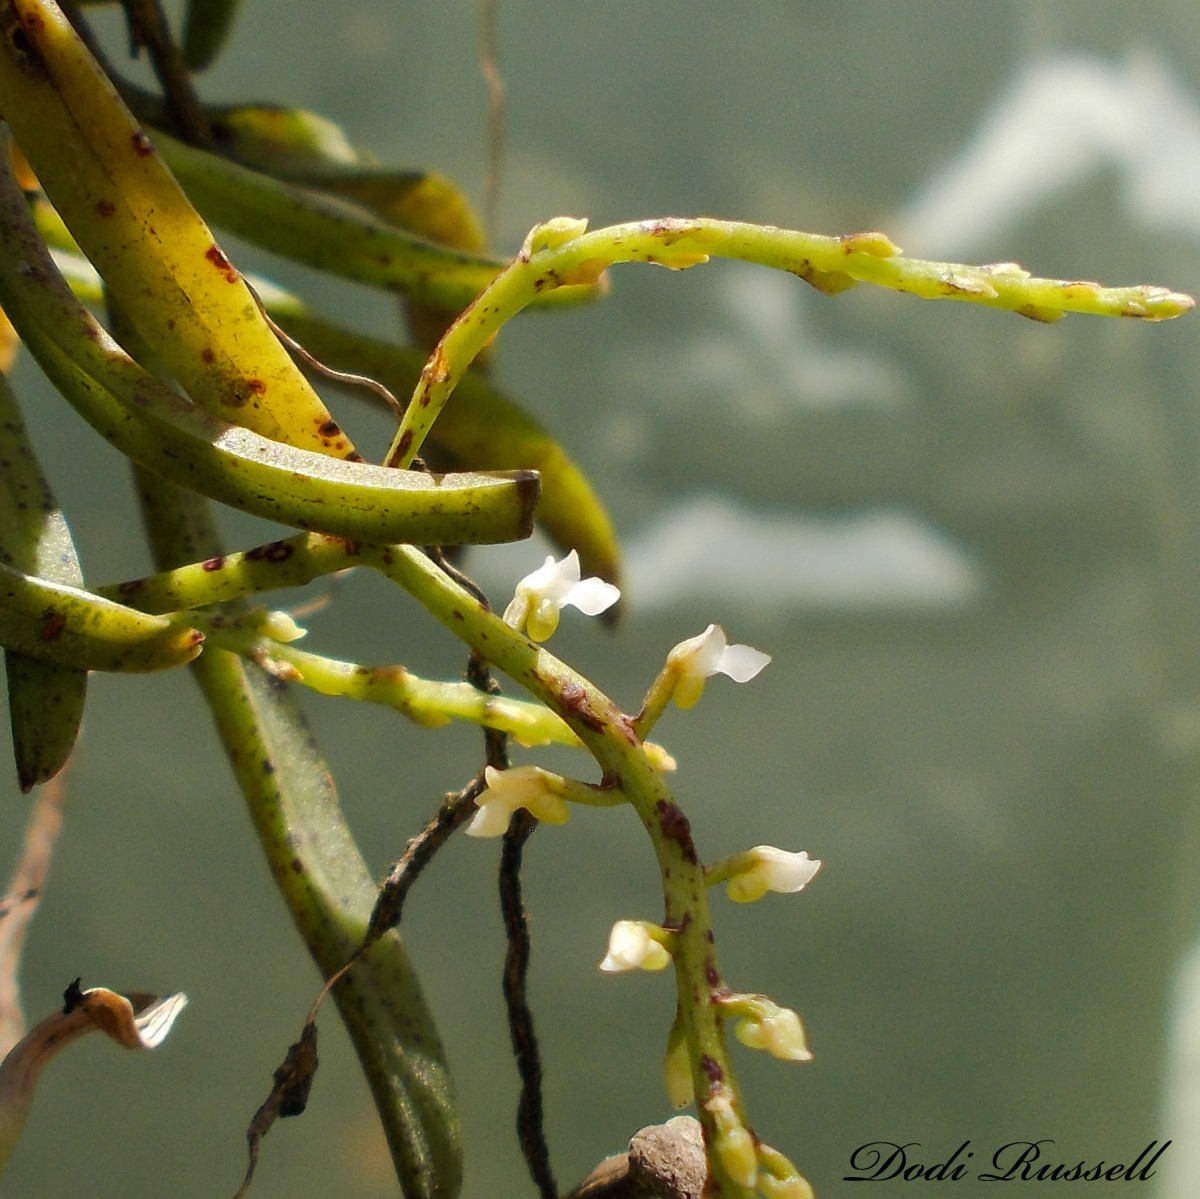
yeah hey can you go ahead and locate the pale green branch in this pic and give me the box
[385,216,1194,468]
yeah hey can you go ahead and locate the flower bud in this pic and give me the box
[599,920,672,973]
[726,847,821,903]
[734,1004,812,1063]
[704,1093,757,1188]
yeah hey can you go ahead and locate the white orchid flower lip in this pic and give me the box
[672,624,771,681]
[503,550,620,641]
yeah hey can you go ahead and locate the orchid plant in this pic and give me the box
[0,1,1192,1197]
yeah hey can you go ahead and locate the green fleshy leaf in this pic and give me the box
[273,309,623,592]
[0,373,88,789]
[135,473,462,1199]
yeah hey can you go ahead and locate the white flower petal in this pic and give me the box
[132,993,190,1049]
[563,576,621,616]
[668,624,724,673]
[467,766,572,836]
[714,642,771,683]
[756,847,821,894]
[727,847,820,902]
[465,799,518,838]
[522,552,580,602]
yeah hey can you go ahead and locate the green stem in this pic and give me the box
[95,539,590,748]
[364,542,756,1198]
[385,216,1194,467]
[181,610,588,749]
[96,532,348,613]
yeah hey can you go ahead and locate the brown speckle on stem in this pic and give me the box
[390,429,414,465]
[655,799,698,864]
[560,681,605,732]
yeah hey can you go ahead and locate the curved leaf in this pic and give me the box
[0,373,87,788]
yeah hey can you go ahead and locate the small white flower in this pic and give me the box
[666,624,770,709]
[465,765,570,838]
[734,1005,812,1063]
[727,847,821,903]
[598,920,672,973]
[502,550,620,641]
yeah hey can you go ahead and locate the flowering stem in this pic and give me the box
[172,611,588,748]
[364,542,755,1197]
[99,542,663,755]
[631,666,678,740]
[384,216,1194,468]
[702,852,760,890]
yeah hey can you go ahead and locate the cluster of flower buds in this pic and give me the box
[703,1088,815,1197]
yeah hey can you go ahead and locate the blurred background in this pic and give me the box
[4,1,1200,1195]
